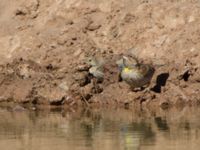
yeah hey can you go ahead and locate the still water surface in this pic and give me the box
[0,107,200,150]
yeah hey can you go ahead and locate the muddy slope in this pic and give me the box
[0,0,200,108]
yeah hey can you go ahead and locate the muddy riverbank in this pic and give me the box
[0,0,200,109]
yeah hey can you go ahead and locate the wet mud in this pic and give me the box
[0,0,200,109]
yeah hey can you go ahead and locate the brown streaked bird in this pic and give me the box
[116,55,155,91]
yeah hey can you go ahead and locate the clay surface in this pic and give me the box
[0,0,200,108]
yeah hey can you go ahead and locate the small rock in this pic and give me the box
[12,105,26,112]
[57,38,67,45]
[58,82,69,92]
[86,22,101,31]
[31,107,36,111]
[35,87,66,105]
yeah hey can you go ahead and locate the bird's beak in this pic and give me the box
[122,56,129,66]
[122,56,128,60]
[122,56,129,64]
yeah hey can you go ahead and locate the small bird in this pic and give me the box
[117,55,155,91]
[86,56,104,82]
[85,56,105,93]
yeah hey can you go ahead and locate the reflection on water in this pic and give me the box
[0,107,200,150]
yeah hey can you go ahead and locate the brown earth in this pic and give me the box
[0,0,200,109]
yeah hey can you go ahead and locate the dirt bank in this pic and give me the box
[0,0,200,109]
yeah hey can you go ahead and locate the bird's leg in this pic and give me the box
[131,84,151,93]
[92,78,98,93]
[143,87,151,93]
[131,87,143,92]
[143,83,151,93]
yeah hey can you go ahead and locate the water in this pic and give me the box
[0,107,200,150]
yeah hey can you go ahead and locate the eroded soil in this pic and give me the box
[0,0,200,109]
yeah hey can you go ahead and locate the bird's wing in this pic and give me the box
[138,65,150,75]
[95,69,104,78]
[90,66,104,78]
[139,64,155,77]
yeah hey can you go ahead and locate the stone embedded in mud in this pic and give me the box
[57,38,67,45]
[86,22,101,31]
[34,87,67,105]
[13,86,32,103]
[12,105,26,111]
[58,82,69,92]
[0,80,33,103]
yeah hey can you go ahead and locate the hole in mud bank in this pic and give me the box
[182,70,190,81]
[124,103,130,109]
[19,57,23,61]
[50,100,64,106]
[152,73,169,93]
[46,64,53,70]
[32,98,38,105]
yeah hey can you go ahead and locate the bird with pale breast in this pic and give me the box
[85,56,105,93]
[86,56,105,82]
[116,55,155,91]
